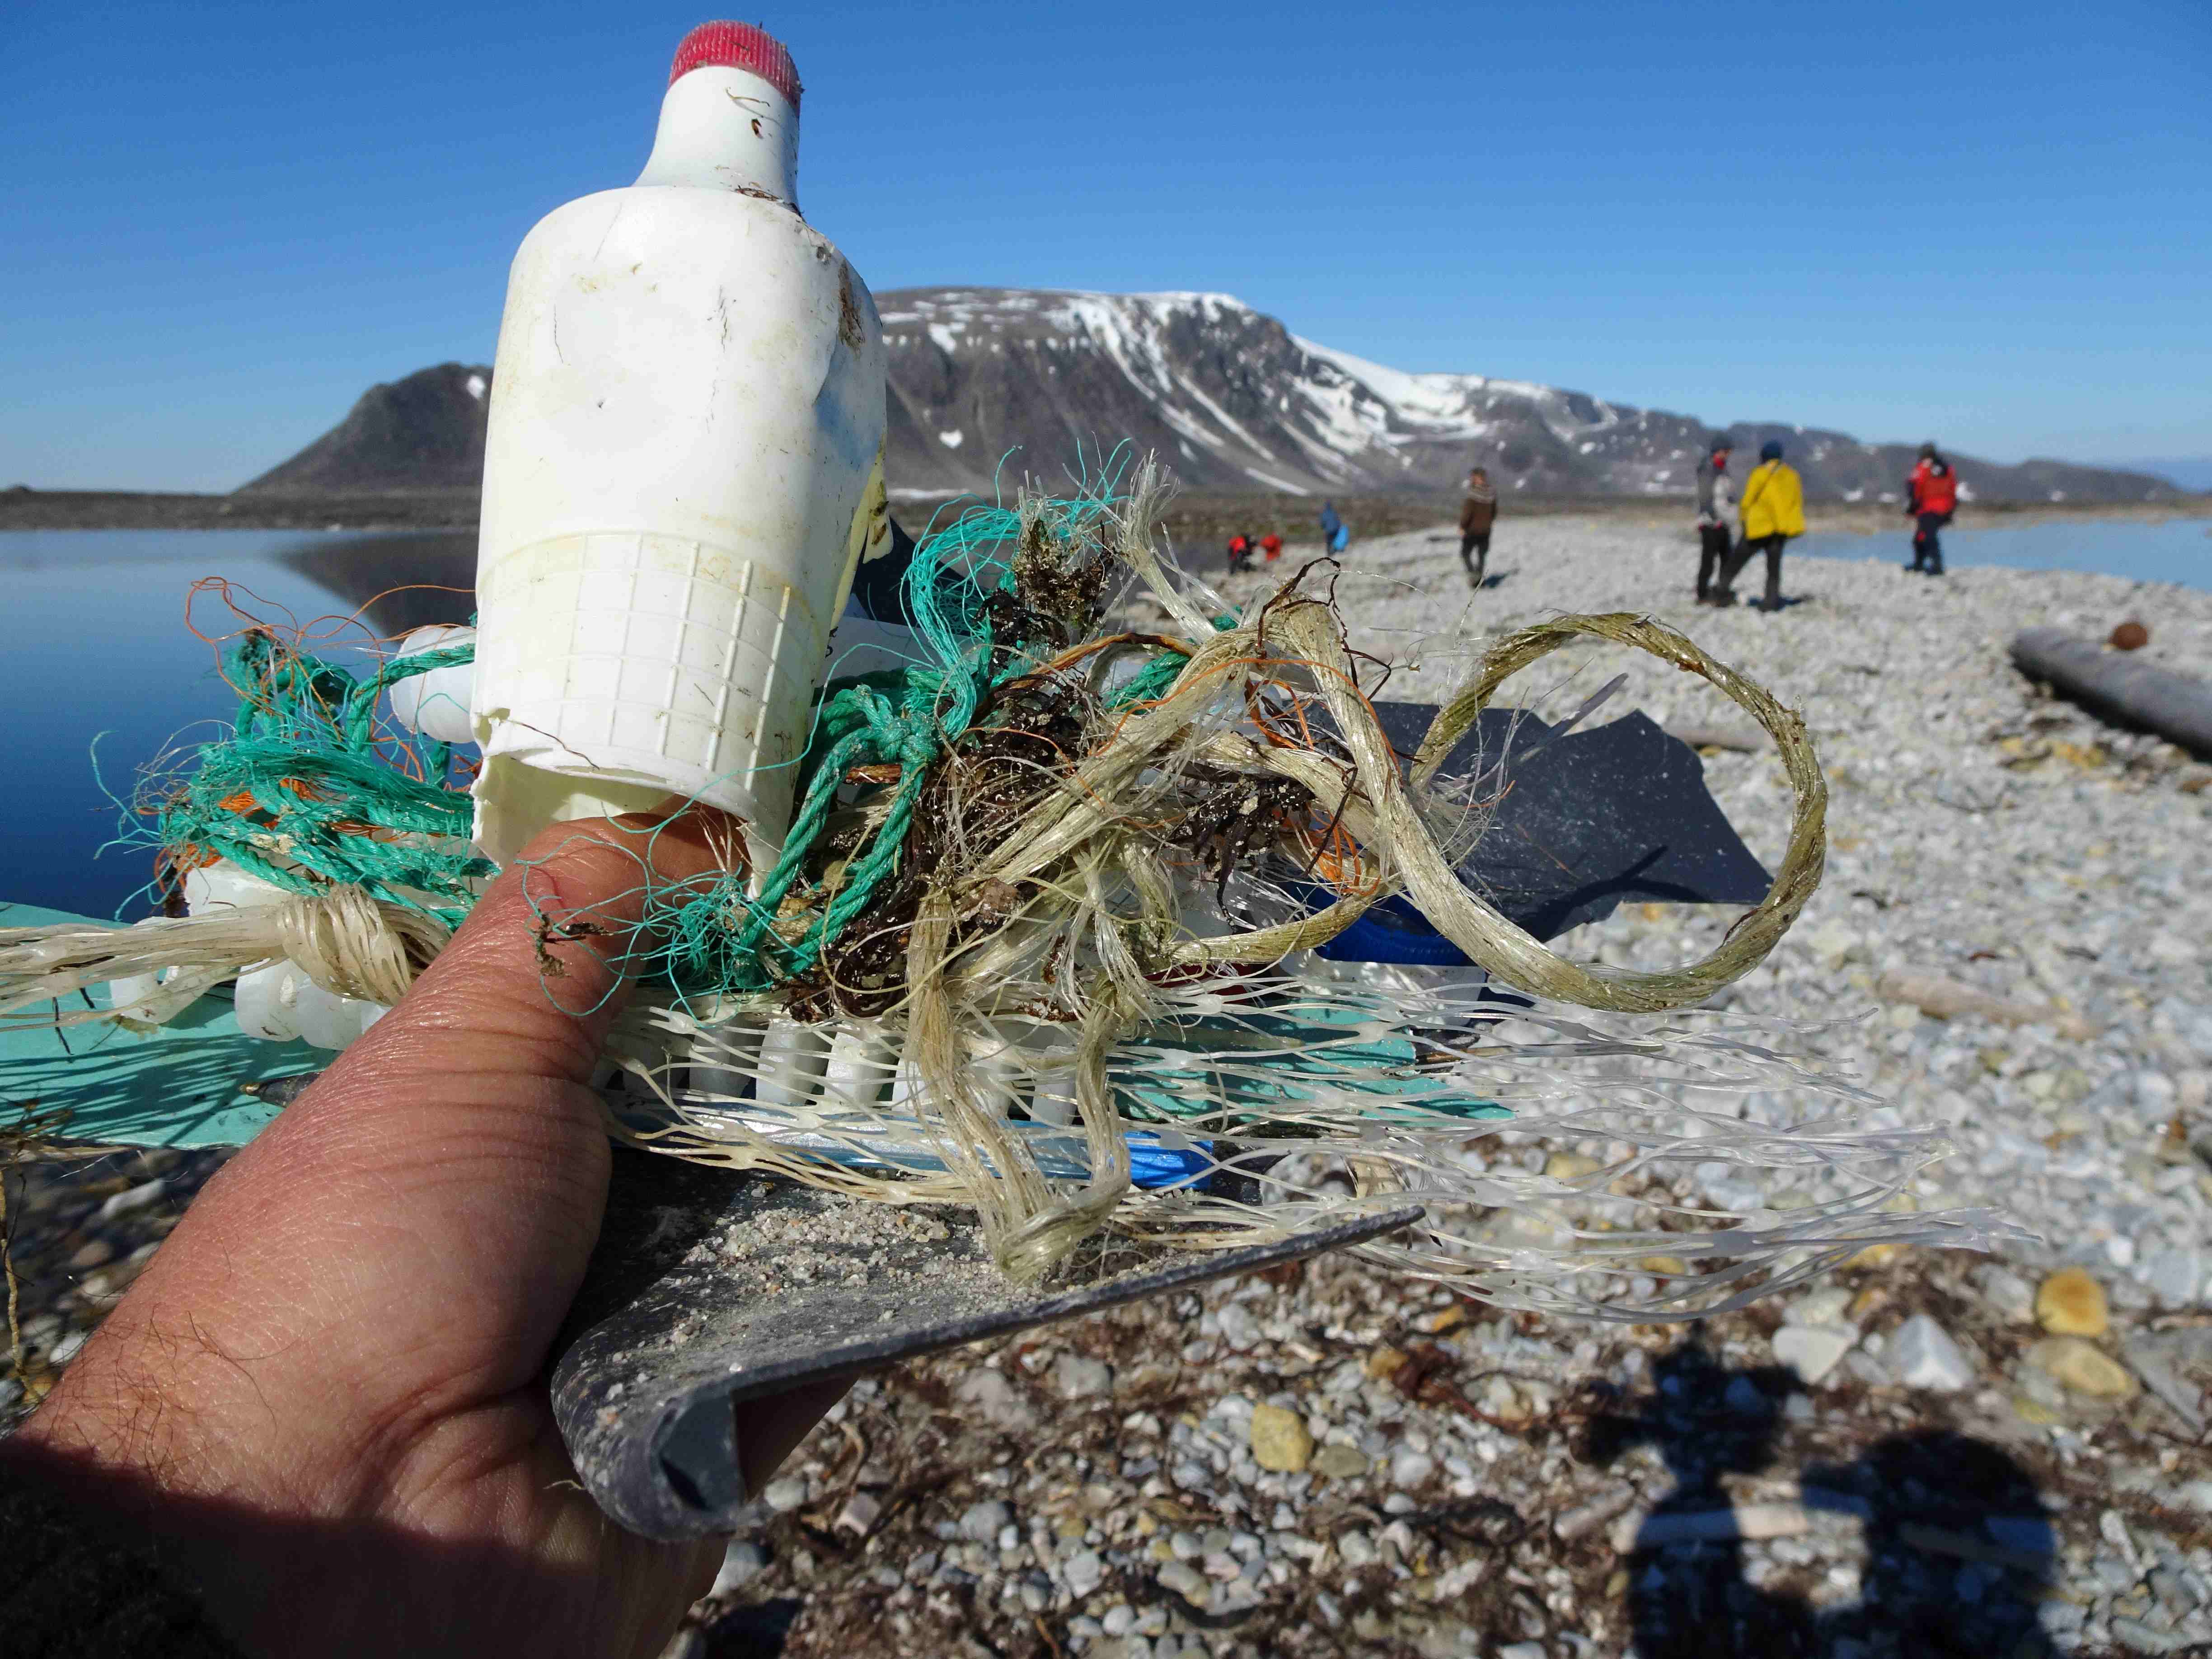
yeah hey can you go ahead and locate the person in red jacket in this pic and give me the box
[1226,531,1254,573]
[1905,442,1958,575]
[1259,532,1283,563]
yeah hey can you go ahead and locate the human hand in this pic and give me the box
[3,806,838,1657]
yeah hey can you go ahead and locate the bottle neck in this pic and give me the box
[634,66,800,206]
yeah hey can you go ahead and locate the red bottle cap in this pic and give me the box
[668,22,802,109]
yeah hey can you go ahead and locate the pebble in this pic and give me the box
[1155,1560,1206,1600]
[762,1476,808,1514]
[954,1366,1039,1431]
[958,1500,1012,1542]
[1889,1313,1977,1392]
[95,1179,167,1223]
[1388,1448,1435,1488]
[1064,1548,1103,1597]
[2144,1246,2203,1308]
[2027,1336,2140,1399]
[2038,1267,2111,1336]
[1773,1323,1858,1385]
[1247,1401,1312,1472]
[834,1493,881,1534]
[1972,1262,2038,1323]
[1216,1302,1262,1351]
[1311,1443,1369,1480]
[66,1238,114,1270]
[1784,1287,1854,1327]
[1054,1352,1115,1399]
[710,1540,767,1598]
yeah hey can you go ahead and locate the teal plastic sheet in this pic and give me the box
[0,902,317,1150]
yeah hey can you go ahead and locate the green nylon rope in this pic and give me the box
[137,474,1206,993]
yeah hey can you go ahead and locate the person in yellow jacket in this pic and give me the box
[1715,438,1806,610]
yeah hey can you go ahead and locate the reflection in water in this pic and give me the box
[0,530,474,917]
[1793,515,2211,590]
[276,532,476,636]
[1584,1331,2057,1658]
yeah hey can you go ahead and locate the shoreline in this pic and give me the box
[4,485,2205,537]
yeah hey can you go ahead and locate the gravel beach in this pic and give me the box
[6,514,2211,1658]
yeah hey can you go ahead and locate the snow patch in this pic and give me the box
[938,429,964,449]
[464,373,487,401]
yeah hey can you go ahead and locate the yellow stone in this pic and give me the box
[1418,1303,1469,1335]
[1365,1345,1408,1380]
[1606,1569,1632,1599]
[1249,1402,1314,1473]
[2010,1394,2062,1426]
[2027,1337,2137,1399]
[1545,1152,1603,1181]
[1845,1242,1907,1270]
[2035,1268,2109,1337]
[1640,1256,1688,1276]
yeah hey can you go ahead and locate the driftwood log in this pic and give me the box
[2011,627,2212,758]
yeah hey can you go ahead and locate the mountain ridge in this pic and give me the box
[236,293,2180,506]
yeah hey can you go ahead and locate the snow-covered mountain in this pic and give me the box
[880,287,2180,506]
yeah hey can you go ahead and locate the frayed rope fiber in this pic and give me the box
[0,455,1978,1314]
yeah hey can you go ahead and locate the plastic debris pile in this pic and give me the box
[0,461,2015,1308]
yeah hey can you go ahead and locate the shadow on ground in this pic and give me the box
[1584,1331,2058,1659]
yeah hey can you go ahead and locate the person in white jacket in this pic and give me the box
[1694,439,1738,605]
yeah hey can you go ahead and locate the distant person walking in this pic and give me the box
[1319,501,1350,554]
[1226,531,1254,573]
[1717,440,1805,611]
[1259,532,1283,563]
[1904,441,1957,575]
[1692,440,1737,603]
[1458,467,1498,585]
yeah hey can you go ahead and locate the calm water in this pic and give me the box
[1,516,2206,918]
[0,530,473,919]
[1793,515,2210,588]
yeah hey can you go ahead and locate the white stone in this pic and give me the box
[1055,1352,1115,1399]
[1064,1548,1104,1597]
[1890,1313,1977,1392]
[954,1367,1038,1431]
[1785,1287,1855,1328]
[1216,1303,1263,1351]
[1973,1263,2038,1323]
[97,1178,167,1223]
[959,1499,1012,1542]
[2145,1246,2204,1308]
[710,1540,768,1597]
[1389,1448,1435,1488]
[835,1492,881,1534]
[1772,1323,1858,1385]
[1156,1560,1207,1600]
[762,1476,807,1513]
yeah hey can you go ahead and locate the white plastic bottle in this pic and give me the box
[471,22,890,873]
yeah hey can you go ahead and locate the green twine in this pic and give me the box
[651,477,1148,999]
[144,630,490,926]
[141,467,1207,993]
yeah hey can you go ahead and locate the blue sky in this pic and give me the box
[4,0,2207,491]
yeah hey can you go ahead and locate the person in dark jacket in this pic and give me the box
[1904,442,1957,575]
[1692,440,1736,604]
[1459,467,1498,585]
[1226,531,1254,573]
[1318,501,1349,554]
